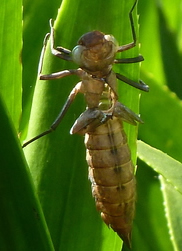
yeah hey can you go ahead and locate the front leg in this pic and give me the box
[49,19,72,61]
[117,0,138,52]
[23,81,83,148]
[38,21,73,78]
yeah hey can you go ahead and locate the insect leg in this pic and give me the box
[49,19,72,61]
[70,108,109,135]
[38,33,50,76]
[22,82,82,148]
[117,0,138,52]
[113,101,143,125]
[56,46,71,55]
[38,21,72,78]
[114,55,144,64]
[39,69,79,80]
[116,73,149,92]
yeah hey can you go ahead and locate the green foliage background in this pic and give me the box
[0,0,182,250]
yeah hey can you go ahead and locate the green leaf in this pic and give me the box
[131,159,172,251]
[0,95,54,250]
[137,141,182,193]
[137,2,182,248]
[0,0,22,130]
[137,140,182,251]
[2,0,182,249]
[138,73,182,163]
[0,0,54,249]
[160,176,182,251]
[157,3,182,98]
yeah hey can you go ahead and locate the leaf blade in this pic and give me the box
[0,96,54,250]
[137,140,182,251]
[0,0,22,130]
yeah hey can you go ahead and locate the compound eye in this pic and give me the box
[72,45,85,66]
[104,35,119,51]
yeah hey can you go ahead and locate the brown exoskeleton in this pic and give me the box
[23,0,148,248]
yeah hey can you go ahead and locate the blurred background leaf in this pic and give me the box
[136,0,182,250]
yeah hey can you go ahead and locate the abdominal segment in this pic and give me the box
[85,117,136,247]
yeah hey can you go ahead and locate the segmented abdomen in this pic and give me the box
[85,116,135,247]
